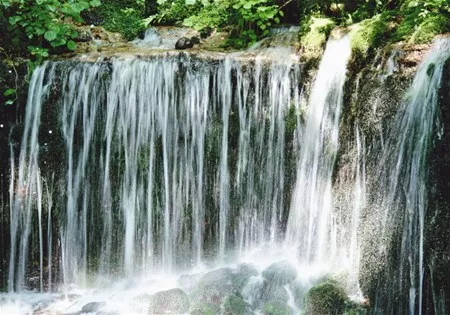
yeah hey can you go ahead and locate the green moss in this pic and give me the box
[304,280,348,315]
[222,294,250,314]
[300,17,336,60]
[262,300,293,315]
[190,302,220,315]
[349,13,393,60]
[409,14,450,44]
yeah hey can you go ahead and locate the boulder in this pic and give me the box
[189,302,220,315]
[304,280,347,315]
[222,294,252,315]
[77,30,92,42]
[260,282,289,304]
[177,273,202,294]
[262,300,294,315]
[290,280,310,309]
[175,37,194,49]
[262,261,297,286]
[232,264,258,291]
[191,36,200,45]
[81,301,106,313]
[190,268,235,307]
[148,288,190,314]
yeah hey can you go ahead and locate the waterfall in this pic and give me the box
[285,35,352,268]
[8,52,300,290]
[8,63,55,292]
[373,37,450,314]
[4,26,449,315]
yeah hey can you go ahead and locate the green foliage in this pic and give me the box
[150,0,283,48]
[228,0,282,47]
[182,0,229,31]
[151,0,203,25]
[1,0,100,58]
[409,14,450,44]
[83,0,146,40]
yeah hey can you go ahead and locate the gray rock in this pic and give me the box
[81,301,106,313]
[189,302,220,315]
[261,282,289,304]
[190,268,235,306]
[148,288,190,314]
[191,36,200,45]
[175,37,193,49]
[233,264,258,291]
[262,261,297,286]
[199,268,233,286]
[77,30,92,42]
[176,273,202,293]
[290,280,310,309]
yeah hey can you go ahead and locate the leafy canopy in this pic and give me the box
[1,0,101,58]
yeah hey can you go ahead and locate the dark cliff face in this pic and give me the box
[0,60,27,291]
[336,41,450,314]
[337,47,415,313]
[424,58,450,314]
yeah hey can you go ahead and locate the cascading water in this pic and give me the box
[372,37,450,314]
[2,24,449,314]
[7,51,300,293]
[285,35,352,268]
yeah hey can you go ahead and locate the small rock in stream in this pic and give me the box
[175,37,194,49]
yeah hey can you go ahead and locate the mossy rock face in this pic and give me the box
[300,17,336,61]
[304,280,347,315]
[149,288,190,314]
[409,14,450,44]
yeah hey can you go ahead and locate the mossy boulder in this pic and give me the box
[262,300,294,315]
[190,302,220,315]
[190,268,235,307]
[149,288,190,314]
[261,260,297,286]
[222,294,252,315]
[304,280,347,315]
[232,263,259,291]
[260,282,289,304]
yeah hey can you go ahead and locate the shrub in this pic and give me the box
[1,0,101,58]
